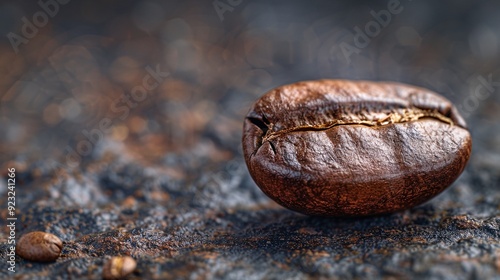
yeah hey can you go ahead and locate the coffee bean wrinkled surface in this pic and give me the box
[242,80,472,216]
[16,231,63,262]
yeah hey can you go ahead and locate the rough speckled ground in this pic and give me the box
[1,0,500,279]
[2,136,500,279]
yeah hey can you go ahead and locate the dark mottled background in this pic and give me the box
[0,0,499,279]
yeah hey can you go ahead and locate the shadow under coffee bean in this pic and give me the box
[242,80,472,217]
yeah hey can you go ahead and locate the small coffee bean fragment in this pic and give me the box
[242,79,472,217]
[102,256,137,280]
[16,231,63,262]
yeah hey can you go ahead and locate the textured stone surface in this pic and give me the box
[1,147,500,279]
[0,0,500,279]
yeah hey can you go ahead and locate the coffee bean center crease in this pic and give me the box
[249,107,455,156]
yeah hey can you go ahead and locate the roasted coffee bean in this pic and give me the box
[16,231,63,262]
[242,80,471,217]
[102,256,137,280]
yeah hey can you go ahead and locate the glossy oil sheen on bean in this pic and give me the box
[242,80,472,217]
